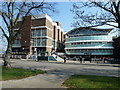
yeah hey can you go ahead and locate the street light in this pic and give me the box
[34,47,37,61]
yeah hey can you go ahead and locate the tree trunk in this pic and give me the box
[3,42,12,67]
[118,23,120,29]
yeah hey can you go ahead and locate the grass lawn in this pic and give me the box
[0,66,45,81]
[63,75,120,88]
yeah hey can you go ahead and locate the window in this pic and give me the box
[88,42,91,44]
[42,30,46,36]
[52,41,55,47]
[14,40,20,45]
[32,29,46,37]
[36,30,40,36]
[12,40,21,46]
[42,39,46,46]
[37,39,41,46]
[84,42,87,44]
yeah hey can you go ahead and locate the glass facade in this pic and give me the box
[66,36,112,41]
[12,40,21,47]
[32,29,46,37]
[31,38,46,46]
[68,28,110,35]
[65,34,114,56]
[66,49,113,55]
[31,29,46,46]
[66,42,113,47]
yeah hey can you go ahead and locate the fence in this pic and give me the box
[0,54,27,59]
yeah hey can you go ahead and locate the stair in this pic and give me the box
[28,54,64,61]
[48,56,57,61]
[48,54,64,61]
[28,54,37,59]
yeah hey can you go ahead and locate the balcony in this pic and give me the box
[66,36,112,42]
[66,51,113,55]
[12,44,21,47]
[65,43,113,48]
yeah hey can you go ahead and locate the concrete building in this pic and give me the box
[12,14,64,56]
[108,28,120,38]
[65,27,114,58]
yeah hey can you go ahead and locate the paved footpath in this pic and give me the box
[0,59,119,88]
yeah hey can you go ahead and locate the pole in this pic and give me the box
[35,28,37,61]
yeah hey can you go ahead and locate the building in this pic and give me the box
[113,36,120,60]
[12,14,64,56]
[65,27,114,58]
[109,28,120,60]
[111,28,120,60]
[108,28,120,38]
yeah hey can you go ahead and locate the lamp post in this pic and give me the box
[30,40,34,60]
[34,47,37,61]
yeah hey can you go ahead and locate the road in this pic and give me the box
[0,59,119,88]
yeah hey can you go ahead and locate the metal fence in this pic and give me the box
[0,54,26,59]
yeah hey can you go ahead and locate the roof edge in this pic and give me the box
[66,26,113,34]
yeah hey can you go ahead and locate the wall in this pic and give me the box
[113,36,120,59]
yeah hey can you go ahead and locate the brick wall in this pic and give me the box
[21,16,31,47]
[32,18,46,27]
[46,47,52,55]
[46,19,53,30]
[46,28,52,38]
[46,38,52,46]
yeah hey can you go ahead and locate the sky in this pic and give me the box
[51,2,75,32]
[50,2,116,32]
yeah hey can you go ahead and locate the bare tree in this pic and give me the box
[0,0,56,67]
[71,0,120,28]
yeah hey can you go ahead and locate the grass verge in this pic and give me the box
[0,66,45,81]
[62,75,120,88]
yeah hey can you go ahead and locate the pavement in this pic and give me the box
[0,59,119,88]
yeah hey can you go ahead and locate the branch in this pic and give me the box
[112,1,120,23]
[25,1,44,16]
[0,26,9,41]
[14,1,44,39]
[7,2,11,20]
[89,0,116,16]
[117,1,120,9]
[105,23,118,28]
[14,2,26,25]
[1,13,9,30]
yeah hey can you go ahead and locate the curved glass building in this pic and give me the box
[65,27,114,58]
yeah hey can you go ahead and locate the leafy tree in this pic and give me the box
[0,1,56,67]
[71,0,120,28]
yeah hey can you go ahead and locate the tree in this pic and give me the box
[0,0,56,67]
[71,0,120,28]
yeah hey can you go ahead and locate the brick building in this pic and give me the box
[109,28,120,61]
[12,14,64,56]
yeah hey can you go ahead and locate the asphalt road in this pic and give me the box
[0,59,119,88]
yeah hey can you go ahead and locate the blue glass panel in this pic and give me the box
[66,36,112,41]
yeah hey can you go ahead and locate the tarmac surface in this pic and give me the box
[0,59,119,88]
